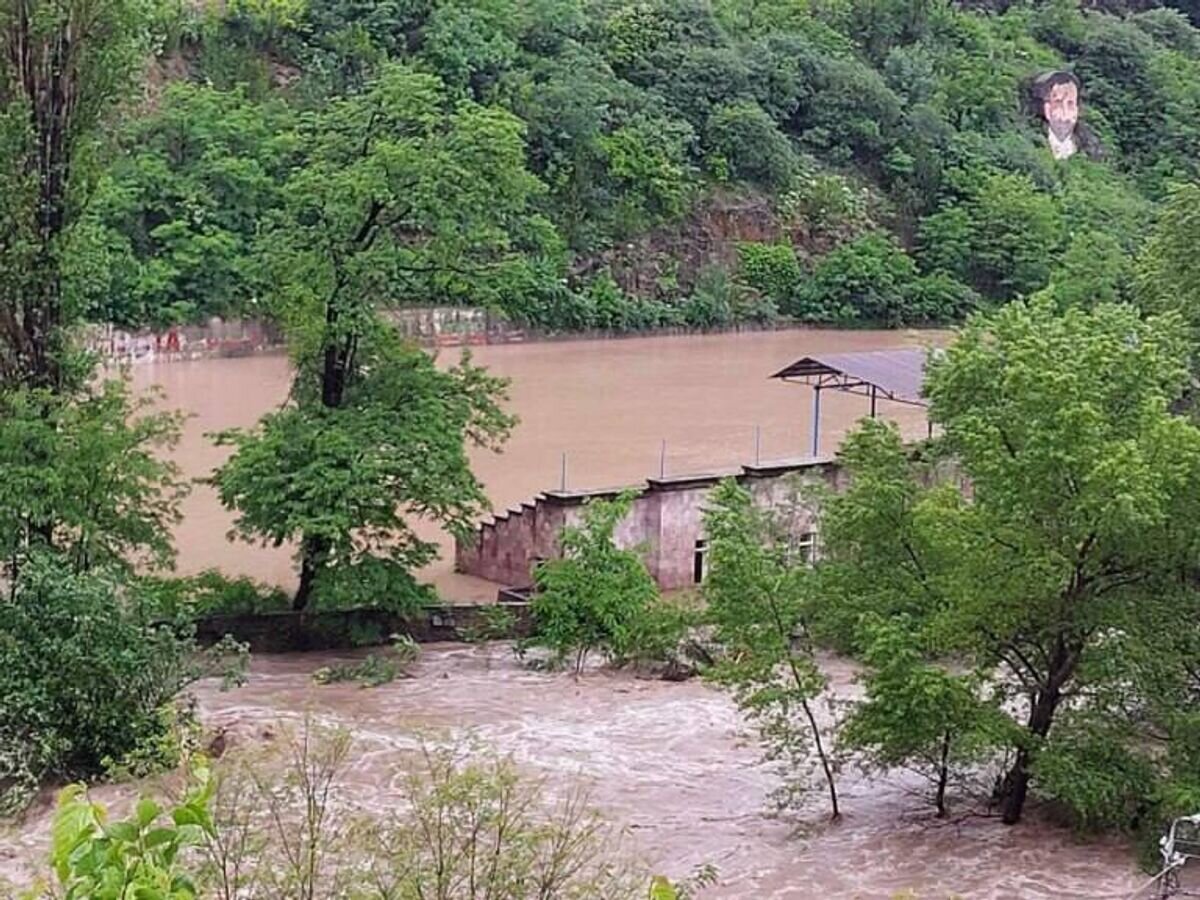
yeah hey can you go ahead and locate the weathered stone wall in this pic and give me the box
[82,311,824,367]
[82,310,527,366]
[194,603,534,653]
[455,456,841,592]
[84,318,284,364]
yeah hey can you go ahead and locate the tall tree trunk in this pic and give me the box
[935,730,951,818]
[4,0,76,390]
[293,318,353,610]
[1000,636,1075,825]
[294,536,328,611]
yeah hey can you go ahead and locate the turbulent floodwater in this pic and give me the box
[130,328,935,600]
[0,331,1146,895]
[0,647,1143,898]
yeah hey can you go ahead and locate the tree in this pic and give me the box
[841,619,1013,817]
[1136,182,1200,348]
[213,63,541,609]
[818,300,1200,825]
[704,100,797,190]
[702,478,840,820]
[1037,230,1132,310]
[0,2,189,583]
[89,83,294,327]
[918,170,1064,301]
[213,336,512,612]
[0,0,150,388]
[794,231,918,324]
[0,379,186,578]
[526,490,660,674]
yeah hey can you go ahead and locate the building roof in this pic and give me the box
[771,348,929,406]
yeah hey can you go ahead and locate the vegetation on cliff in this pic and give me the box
[76,0,1200,332]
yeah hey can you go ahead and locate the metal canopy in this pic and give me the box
[771,349,929,408]
[771,348,931,457]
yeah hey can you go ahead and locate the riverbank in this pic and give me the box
[0,645,1141,898]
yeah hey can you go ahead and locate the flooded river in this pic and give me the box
[0,646,1143,898]
[131,328,934,599]
[0,330,1144,896]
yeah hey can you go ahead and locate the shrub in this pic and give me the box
[136,569,291,622]
[311,635,421,688]
[40,763,217,900]
[704,101,797,190]
[793,231,921,324]
[23,724,690,899]
[459,604,519,644]
[525,491,661,673]
[918,170,1064,301]
[738,242,803,306]
[0,555,246,813]
[780,168,875,241]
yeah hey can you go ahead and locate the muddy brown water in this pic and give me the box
[128,328,937,600]
[0,646,1143,898]
[0,331,1146,895]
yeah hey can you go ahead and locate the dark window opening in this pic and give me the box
[694,539,708,584]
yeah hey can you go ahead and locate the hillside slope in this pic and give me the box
[79,0,1200,332]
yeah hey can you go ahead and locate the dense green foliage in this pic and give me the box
[208,59,528,609]
[74,0,1200,331]
[0,0,154,387]
[815,300,1200,827]
[213,339,510,611]
[0,556,244,815]
[39,766,216,900]
[525,490,664,672]
[0,2,250,817]
[0,380,186,577]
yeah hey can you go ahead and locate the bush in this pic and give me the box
[525,491,661,673]
[682,267,737,328]
[779,168,875,242]
[137,569,291,622]
[738,242,803,306]
[23,725,690,899]
[1033,716,1158,831]
[704,101,797,190]
[918,170,1064,301]
[0,555,246,813]
[311,635,420,688]
[41,764,217,900]
[793,232,920,324]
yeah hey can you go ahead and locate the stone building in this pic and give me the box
[454,456,847,592]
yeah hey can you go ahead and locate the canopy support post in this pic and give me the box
[811,386,822,457]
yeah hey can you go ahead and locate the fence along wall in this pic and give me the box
[454,456,848,592]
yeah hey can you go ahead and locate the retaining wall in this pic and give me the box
[195,603,534,653]
[83,311,836,366]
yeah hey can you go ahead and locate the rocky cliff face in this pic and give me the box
[573,190,782,299]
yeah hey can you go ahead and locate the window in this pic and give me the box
[693,539,708,584]
[796,532,818,567]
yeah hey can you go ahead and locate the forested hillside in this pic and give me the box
[78,0,1200,332]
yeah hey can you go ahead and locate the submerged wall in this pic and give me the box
[455,456,847,592]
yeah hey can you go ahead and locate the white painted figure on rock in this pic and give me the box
[1030,71,1101,161]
